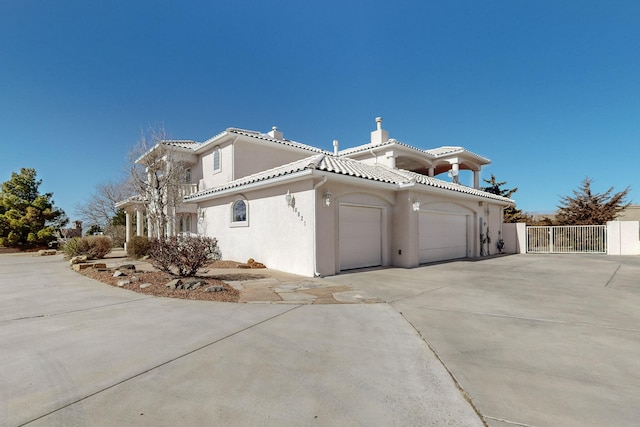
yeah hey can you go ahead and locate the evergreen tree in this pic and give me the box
[0,168,68,247]
[556,177,630,225]
[481,174,525,223]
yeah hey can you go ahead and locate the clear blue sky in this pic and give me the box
[1,0,638,219]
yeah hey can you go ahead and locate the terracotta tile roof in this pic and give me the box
[317,155,409,184]
[425,146,489,163]
[185,155,326,199]
[185,154,513,204]
[337,139,431,157]
[227,128,329,154]
[162,140,202,149]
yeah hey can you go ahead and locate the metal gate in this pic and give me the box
[526,225,607,254]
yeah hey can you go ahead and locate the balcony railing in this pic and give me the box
[178,183,198,198]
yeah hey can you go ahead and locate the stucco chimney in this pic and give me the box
[370,117,389,145]
[268,126,284,140]
[333,139,339,155]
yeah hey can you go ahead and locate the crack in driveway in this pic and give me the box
[18,304,303,426]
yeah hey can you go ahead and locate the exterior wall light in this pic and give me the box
[323,191,332,207]
[285,190,295,208]
[412,200,421,212]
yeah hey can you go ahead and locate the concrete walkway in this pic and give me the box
[328,254,640,427]
[0,253,481,426]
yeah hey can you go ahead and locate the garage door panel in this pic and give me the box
[339,206,382,271]
[419,212,467,264]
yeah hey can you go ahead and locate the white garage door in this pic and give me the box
[339,205,383,271]
[419,212,468,264]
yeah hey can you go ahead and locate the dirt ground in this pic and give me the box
[78,260,243,302]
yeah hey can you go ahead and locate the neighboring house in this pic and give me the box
[117,118,514,276]
[617,205,640,221]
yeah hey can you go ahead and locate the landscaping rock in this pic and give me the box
[119,264,136,270]
[246,258,266,269]
[38,249,57,256]
[72,263,93,271]
[130,276,139,283]
[112,270,126,277]
[205,285,224,292]
[189,280,204,289]
[117,280,130,287]
[70,255,88,265]
[165,279,182,290]
[92,263,107,269]
[140,283,153,289]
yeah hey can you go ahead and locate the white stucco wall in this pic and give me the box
[233,140,311,179]
[502,222,526,254]
[197,180,317,276]
[607,221,640,255]
[200,141,234,190]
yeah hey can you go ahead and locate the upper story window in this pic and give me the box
[213,147,221,172]
[183,168,191,183]
[231,199,248,226]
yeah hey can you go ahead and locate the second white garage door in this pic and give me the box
[339,205,383,271]
[419,211,468,264]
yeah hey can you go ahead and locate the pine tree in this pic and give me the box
[0,168,68,247]
[555,177,630,225]
[481,174,525,223]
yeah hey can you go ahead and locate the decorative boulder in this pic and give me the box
[165,279,183,290]
[70,255,88,265]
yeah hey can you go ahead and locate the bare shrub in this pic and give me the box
[62,235,112,259]
[127,235,151,259]
[85,235,113,259]
[149,236,222,277]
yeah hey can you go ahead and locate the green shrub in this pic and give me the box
[62,235,112,259]
[127,235,150,259]
[62,237,85,258]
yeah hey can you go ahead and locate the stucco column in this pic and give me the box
[428,167,435,177]
[125,210,132,244]
[135,208,143,236]
[451,163,460,184]
[473,170,480,189]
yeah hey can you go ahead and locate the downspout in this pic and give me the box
[370,149,378,164]
[230,136,238,180]
[313,175,328,277]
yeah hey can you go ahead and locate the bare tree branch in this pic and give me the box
[129,126,186,239]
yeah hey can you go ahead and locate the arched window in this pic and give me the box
[231,199,248,225]
[213,147,221,172]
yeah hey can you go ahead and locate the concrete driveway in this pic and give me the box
[328,254,640,427]
[0,253,481,427]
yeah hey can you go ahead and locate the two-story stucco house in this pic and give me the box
[117,118,514,276]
